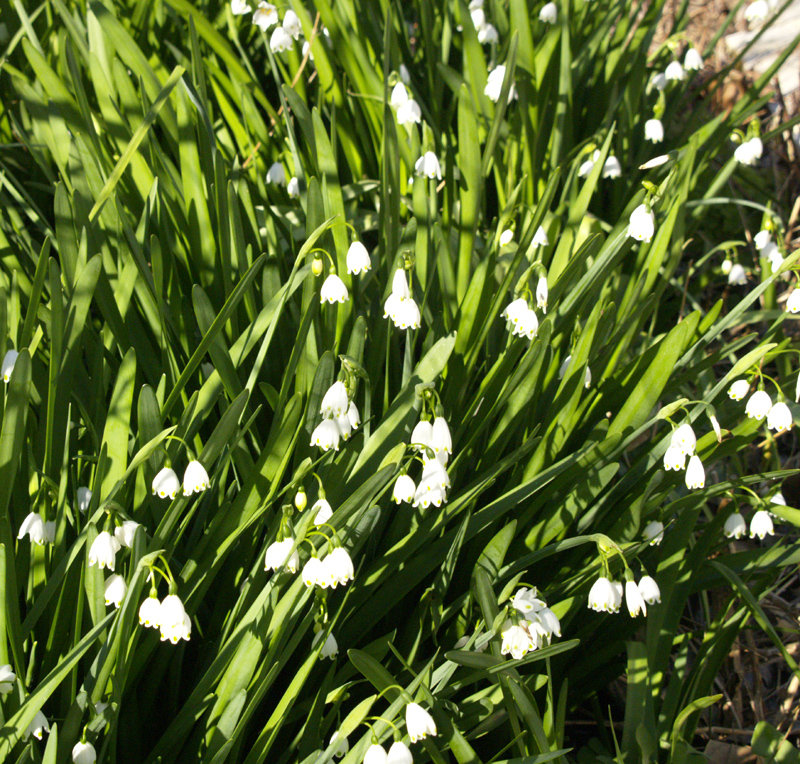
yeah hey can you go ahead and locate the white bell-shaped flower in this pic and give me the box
[72,741,97,764]
[264,537,299,573]
[637,575,661,604]
[320,274,349,304]
[302,557,324,587]
[0,664,16,695]
[231,0,250,15]
[499,229,514,246]
[18,512,47,545]
[393,298,421,330]
[365,744,388,764]
[406,702,437,742]
[749,510,774,539]
[152,467,181,499]
[726,379,748,401]
[513,308,539,340]
[734,137,763,166]
[282,9,302,38]
[671,423,696,455]
[266,162,286,185]
[421,457,450,489]
[685,455,705,489]
[728,263,747,285]
[313,630,338,659]
[347,401,361,430]
[414,151,442,180]
[754,230,772,250]
[484,65,516,103]
[431,417,452,456]
[539,2,557,22]
[393,474,416,504]
[252,1,278,29]
[2,349,18,383]
[684,47,703,70]
[104,574,128,608]
[325,547,354,587]
[536,277,548,312]
[115,520,140,548]
[588,577,622,612]
[767,401,792,433]
[24,710,50,740]
[77,486,92,513]
[533,226,549,247]
[500,620,534,659]
[321,381,349,418]
[539,607,561,637]
[270,25,293,52]
[651,72,667,91]
[411,420,434,453]
[625,580,647,617]
[183,460,210,496]
[89,531,121,570]
[745,390,772,419]
[644,118,664,143]
[627,204,655,243]
[663,444,686,471]
[578,152,597,177]
[139,596,161,627]
[787,290,800,313]
[665,61,685,81]
[602,156,622,178]
[310,419,341,451]
[478,23,499,43]
[511,587,546,614]
[387,741,413,764]
[287,177,300,197]
[331,731,349,758]
[159,594,191,644]
[346,241,371,274]
[501,298,529,332]
[724,512,747,539]
[312,498,333,525]
[643,520,664,545]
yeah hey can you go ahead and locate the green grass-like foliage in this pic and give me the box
[0,0,798,761]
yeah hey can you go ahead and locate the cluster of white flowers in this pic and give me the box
[467,0,498,44]
[754,229,784,272]
[392,416,453,508]
[578,150,621,179]
[501,297,539,340]
[17,512,56,545]
[662,422,705,489]
[499,587,562,660]
[734,137,763,166]
[311,380,361,451]
[384,268,421,330]
[238,1,303,52]
[724,509,775,540]
[588,575,661,616]
[728,383,793,433]
[139,593,192,644]
[390,83,422,125]
[363,741,414,764]
[302,547,354,588]
[151,460,210,499]
[484,65,516,103]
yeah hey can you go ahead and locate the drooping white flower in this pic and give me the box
[252,1,278,30]
[724,512,747,539]
[0,664,16,695]
[501,298,529,332]
[320,274,349,304]
[159,594,191,644]
[152,466,181,499]
[728,379,750,400]
[579,150,599,177]
[532,226,549,247]
[663,444,686,471]
[539,2,558,23]
[406,702,437,742]
[710,414,722,442]
[104,574,127,608]
[558,355,572,379]
[478,23,499,44]
[511,587,546,614]
[18,512,47,545]
[24,710,50,740]
[411,420,434,455]
[77,486,92,513]
[512,308,539,340]
[627,205,655,243]
[364,743,388,764]
[787,290,800,313]
[346,241,371,275]
[313,629,338,659]
[183,460,210,496]
[684,47,703,71]
[767,401,792,433]
[745,0,770,21]
[325,547,354,587]
[763,242,783,273]
[230,0,250,15]
[469,7,486,29]
[499,229,514,247]
[88,531,121,571]
[639,154,670,169]
[484,65,516,102]
[771,492,786,506]
[685,455,705,489]
[421,456,450,489]
[312,498,333,525]
[114,519,140,548]
[72,741,97,764]
[664,61,685,82]
[644,119,664,143]
[637,575,661,605]
[310,419,341,451]
[266,162,286,185]
[415,151,442,180]
[734,137,763,166]
[431,417,452,457]
[671,423,696,456]
[387,741,414,764]
[391,83,422,125]
[302,40,314,61]
[588,577,622,613]
[302,557,324,587]
[651,72,667,91]
[270,25,293,52]
[282,9,302,39]
[749,509,775,539]
[500,621,534,659]
[745,390,772,419]
[347,401,360,430]
[625,580,647,617]
[536,277,548,312]
[602,156,622,178]
[754,230,772,250]
[139,595,161,627]
[264,537,299,572]
[643,520,664,546]
[287,177,300,197]
[2,349,18,383]
[393,474,416,504]
[727,263,747,285]
[331,731,349,758]
[320,381,349,419]
[393,298,421,330]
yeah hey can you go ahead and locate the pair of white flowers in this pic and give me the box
[499,588,562,660]
[302,547,355,588]
[500,282,547,341]
[467,4,498,44]
[578,150,621,179]
[662,423,705,489]
[244,2,301,51]
[734,136,764,166]
[728,382,793,433]
[152,460,210,499]
[724,509,775,540]
[484,65,516,103]
[17,512,56,545]
[363,742,413,764]
[311,380,361,451]
[390,83,421,125]
[754,229,784,273]
[588,575,661,616]
[139,593,191,644]
[384,269,421,330]
[88,521,139,571]
[318,241,372,305]
[558,354,592,389]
